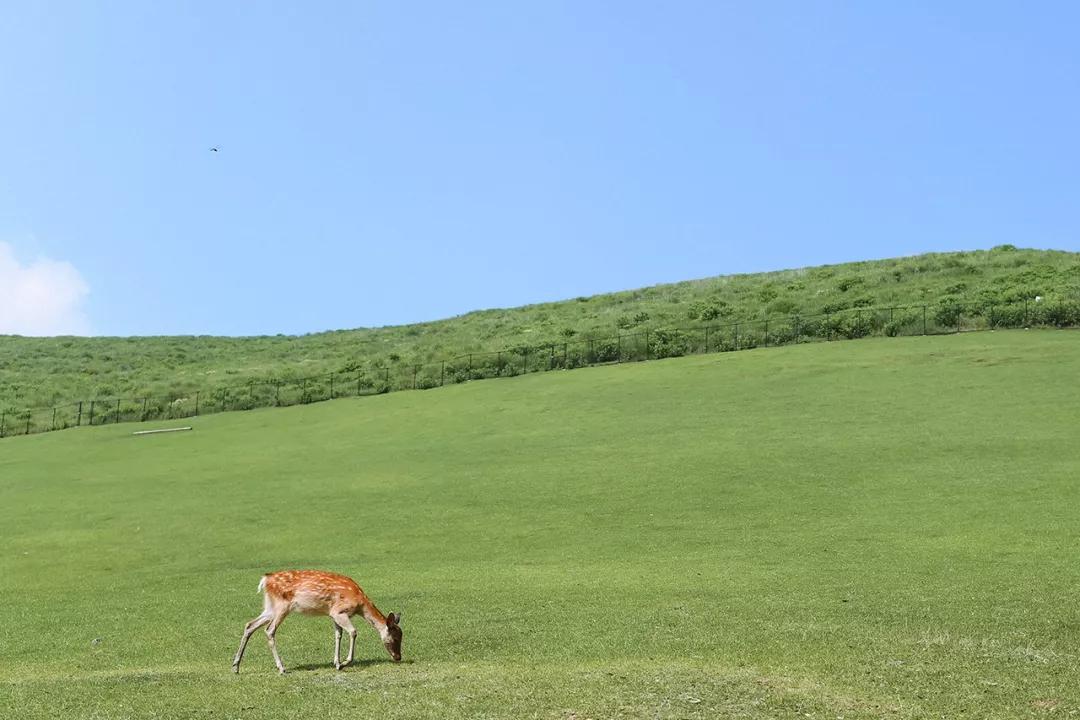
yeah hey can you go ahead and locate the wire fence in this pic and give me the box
[2,298,1078,440]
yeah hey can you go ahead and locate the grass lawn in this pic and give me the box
[1,330,1078,718]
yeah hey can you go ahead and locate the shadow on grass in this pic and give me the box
[288,658,413,672]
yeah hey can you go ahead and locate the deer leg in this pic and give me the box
[265,609,289,674]
[330,611,357,669]
[232,612,272,673]
[332,619,343,669]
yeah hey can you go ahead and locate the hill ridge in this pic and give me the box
[2,247,1078,414]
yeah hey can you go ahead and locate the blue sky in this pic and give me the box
[1,2,1078,336]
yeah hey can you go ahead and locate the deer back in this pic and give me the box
[262,570,367,616]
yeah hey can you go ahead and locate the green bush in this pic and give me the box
[768,298,797,315]
[648,329,690,359]
[935,300,963,327]
[836,276,864,292]
[1043,300,1080,327]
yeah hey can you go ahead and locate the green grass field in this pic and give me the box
[2,330,1078,718]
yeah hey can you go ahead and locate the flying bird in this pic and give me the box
[209,147,219,152]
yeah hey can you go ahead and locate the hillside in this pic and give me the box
[1,331,1077,718]
[2,246,1078,413]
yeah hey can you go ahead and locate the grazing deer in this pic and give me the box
[232,570,403,674]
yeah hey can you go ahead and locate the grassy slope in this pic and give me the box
[2,246,1079,411]
[1,330,1078,718]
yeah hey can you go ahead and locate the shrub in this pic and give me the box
[845,312,874,339]
[592,338,621,363]
[699,305,722,321]
[768,298,797,315]
[837,276,864,292]
[1043,301,1080,327]
[934,300,963,327]
[648,329,690,359]
[987,303,1025,328]
[616,312,650,330]
[687,300,726,322]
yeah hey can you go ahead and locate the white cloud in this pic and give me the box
[0,242,91,336]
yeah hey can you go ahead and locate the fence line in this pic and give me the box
[2,298,1078,440]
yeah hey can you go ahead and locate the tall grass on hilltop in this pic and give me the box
[2,246,1078,415]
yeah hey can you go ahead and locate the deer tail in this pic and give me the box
[257,575,268,594]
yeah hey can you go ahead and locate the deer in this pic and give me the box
[232,569,403,674]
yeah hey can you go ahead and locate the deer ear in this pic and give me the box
[387,613,398,626]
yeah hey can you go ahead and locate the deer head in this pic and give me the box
[383,612,403,662]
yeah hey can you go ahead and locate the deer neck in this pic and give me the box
[360,601,390,639]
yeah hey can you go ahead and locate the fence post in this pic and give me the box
[76,401,82,427]
[645,331,650,359]
[330,374,335,399]
[1024,299,1029,327]
[141,397,148,422]
[115,399,121,423]
[441,361,445,386]
[89,400,95,426]
[412,366,418,389]
[52,406,57,431]
[274,383,280,406]
[794,315,800,343]
[356,370,362,395]
[24,412,31,435]
[384,366,390,389]
[957,309,961,334]
[764,319,769,347]
[550,344,555,370]
[922,305,927,335]
[734,323,740,351]
[1,411,5,437]
[301,380,307,404]
[563,343,568,366]
[704,326,710,352]
[523,348,528,374]
[222,387,229,410]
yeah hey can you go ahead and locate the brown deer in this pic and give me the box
[232,570,403,674]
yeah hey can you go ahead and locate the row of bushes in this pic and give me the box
[3,299,1078,437]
